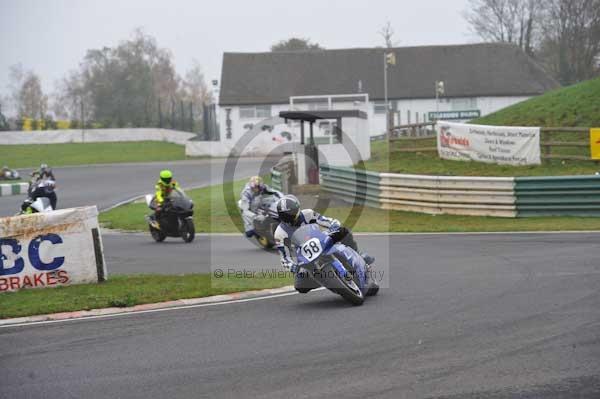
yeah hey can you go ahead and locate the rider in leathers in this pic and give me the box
[239,176,282,238]
[274,195,374,293]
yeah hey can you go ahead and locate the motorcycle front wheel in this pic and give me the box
[180,218,195,243]
[256,235,273,249]
[149,225,167,242]
[319,260,364,306]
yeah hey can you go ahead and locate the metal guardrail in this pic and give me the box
[271,170,282,192]
[515,175,600,217]
[0,182,28,197]
[322,166,600,217]
[271,159,295,193]
[320,166,517,217]
[320,165,381,208]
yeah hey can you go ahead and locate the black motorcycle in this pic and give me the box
[252,194,282,249]
[145,188,195,243]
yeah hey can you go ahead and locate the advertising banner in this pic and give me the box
[437,121,541,165]
[0,206,106,292]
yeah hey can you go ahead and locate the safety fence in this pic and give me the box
[319,165,600,218]
[0,182,28,197]
[270,159,296,193]
[515,175,600,217]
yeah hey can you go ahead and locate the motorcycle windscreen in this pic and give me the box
[291,224,330,265]
[167,188,193,210]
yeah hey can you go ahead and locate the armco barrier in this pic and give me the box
[320,165,517,217]
[320,165,382,208]
[271,170,282,191]
[0,206,107,292]
[515,175,600,217]
[0,182,28,197]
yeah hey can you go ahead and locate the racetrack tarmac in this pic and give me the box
[0,157,276,217]
[2,232,599,398]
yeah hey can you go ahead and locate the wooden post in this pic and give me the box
[542,129,551,162]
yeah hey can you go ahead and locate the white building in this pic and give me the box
[187,43,558,159]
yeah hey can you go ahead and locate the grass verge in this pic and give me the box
[0,273,293,319]
[100,179,600,233]
[100,178,247,232]
[0,141,188,169]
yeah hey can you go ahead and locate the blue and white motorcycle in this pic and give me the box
[291,224,379,306]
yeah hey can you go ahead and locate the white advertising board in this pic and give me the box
[0,206,106,292]
[437,121,541,165]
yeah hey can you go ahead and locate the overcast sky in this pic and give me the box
[1,0,473,97]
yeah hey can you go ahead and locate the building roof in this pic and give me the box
[219,43,559,106]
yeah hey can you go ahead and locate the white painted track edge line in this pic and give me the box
[0,290,305,329]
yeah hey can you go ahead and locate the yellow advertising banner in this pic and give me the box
[590,128,600,159]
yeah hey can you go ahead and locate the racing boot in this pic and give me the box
[147,214,161,230]
[360,252,375,266]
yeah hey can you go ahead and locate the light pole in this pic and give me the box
[435,80,444,120]
[384,51,395,140]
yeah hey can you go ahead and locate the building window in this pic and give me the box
[239,106,255,119]
[256,105,272,118]
[240,105,272,119]
[374,101,387,114]
[450,98,477,111]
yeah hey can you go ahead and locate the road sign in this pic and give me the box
[590,128,600,159]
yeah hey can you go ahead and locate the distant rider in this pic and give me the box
[27,163,57,210]
[239,175,282,238]
[31,163,56,181]
[149,169,180,228]
[274,195,374,293]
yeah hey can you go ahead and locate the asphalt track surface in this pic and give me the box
[1,159,599,398]
[2,229,600,398]
[0,157,276,217]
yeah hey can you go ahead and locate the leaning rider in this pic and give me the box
[239,175,282,238]
[274,195,375,293]
[150,170,180,228]
[31,163,56,181]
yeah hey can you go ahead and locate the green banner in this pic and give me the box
[429,110,481,120]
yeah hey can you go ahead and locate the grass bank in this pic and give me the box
[0,273,293,319]
[100,179,600,233]
[0,141,188,169]
[474,77,600,127]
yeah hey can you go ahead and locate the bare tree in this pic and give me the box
[8,64,48,120]
[538,0,600,84]
[378,21,399,48]
[464,0,541,55]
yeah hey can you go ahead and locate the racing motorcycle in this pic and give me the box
[252,194,282,249]
[291,224,379,306]
[19,179,56,214]
[1,166,20,181]
[145,188,195,243]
